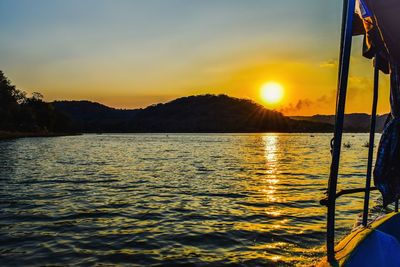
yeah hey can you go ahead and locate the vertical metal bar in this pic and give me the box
[338,0,349,78]
[327,0,355,262]
[362,57,380,226]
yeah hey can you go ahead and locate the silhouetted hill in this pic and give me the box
[291,113,389,133]
[0,68,378,135]
[128,95,287,132]
[53,101,139,132]
[53,95,333,133]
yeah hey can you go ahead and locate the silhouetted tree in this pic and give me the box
[0,70,72,133]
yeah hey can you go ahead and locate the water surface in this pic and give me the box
[0,134,380,266]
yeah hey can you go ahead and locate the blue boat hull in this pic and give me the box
[319,212,400,266]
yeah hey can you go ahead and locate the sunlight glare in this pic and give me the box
[260,82,284,105]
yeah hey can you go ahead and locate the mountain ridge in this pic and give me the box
[290,113,389,133]
[53,94,334,133]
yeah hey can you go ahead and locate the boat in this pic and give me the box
[318,0,400,266]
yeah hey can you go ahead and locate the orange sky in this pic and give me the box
[0,0,392,116]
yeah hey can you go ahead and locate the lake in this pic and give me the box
[0,133,382,266]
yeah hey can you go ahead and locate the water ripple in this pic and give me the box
[0,133,379,266]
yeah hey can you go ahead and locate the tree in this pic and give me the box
[0,70,72,133]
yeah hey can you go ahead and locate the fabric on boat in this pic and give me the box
[364,0,400,64]
[346,230,400,266]
[355,0,371,18]
[374,117,400,206]
[354,0,389,73]
[374,63,400,207]
[355,0,400,206]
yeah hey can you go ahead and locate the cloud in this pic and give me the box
[346,76,373,100]
[320,59,337,68]
[279,92,335,115]
[280,75,376,115]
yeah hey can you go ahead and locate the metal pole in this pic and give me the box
[362,57,380,226]
[327,0,355,262]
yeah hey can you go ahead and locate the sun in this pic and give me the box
[260,82,284,105]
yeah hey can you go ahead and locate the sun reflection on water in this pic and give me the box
[262,135,280,203]
[235,134,291,263]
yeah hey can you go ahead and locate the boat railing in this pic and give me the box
[320,187,378,207]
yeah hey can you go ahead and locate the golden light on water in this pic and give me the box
[263,135,279,203]
[260,82,284,106]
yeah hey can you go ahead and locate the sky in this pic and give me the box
[0,0,391,115]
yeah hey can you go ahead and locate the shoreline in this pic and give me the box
[0,131,81,140]
[0,131,378,140]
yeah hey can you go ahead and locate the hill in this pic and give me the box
[0,68,383,135]
[53,101,139,132]
[291,113,389,133]
[54,95,333,133]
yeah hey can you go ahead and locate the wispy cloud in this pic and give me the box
[320,59,337,68]
[279,93,335,115]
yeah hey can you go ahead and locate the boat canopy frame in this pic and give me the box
[322,0,399,263]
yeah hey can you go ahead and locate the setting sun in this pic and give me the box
[260,82,284,105]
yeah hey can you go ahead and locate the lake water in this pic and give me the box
[0,133,382,266]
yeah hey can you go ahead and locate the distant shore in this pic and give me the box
[0,131,81,140]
